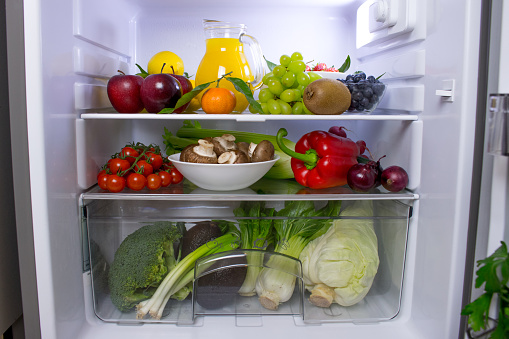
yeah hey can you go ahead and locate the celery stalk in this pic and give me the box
[166,120,296,179]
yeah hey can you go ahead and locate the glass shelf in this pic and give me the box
[80,112,419,122]
[80,178,419,202]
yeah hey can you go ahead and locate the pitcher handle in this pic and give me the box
[240,33,266,90]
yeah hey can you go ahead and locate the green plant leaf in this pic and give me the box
[376,72,386,80]
[226,77,264,114]
[159,81,214,114]
[135,64,149,78]
[337,55,351,73]
[264,57,277,72]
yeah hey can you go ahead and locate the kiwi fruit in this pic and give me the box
[303,78,351,115]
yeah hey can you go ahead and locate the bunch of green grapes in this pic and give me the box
[251,52,322,115]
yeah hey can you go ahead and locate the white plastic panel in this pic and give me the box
[73,45,129,78]
[358,49,425,80]
[73,0,138,56]
[377,85,424,112]
[74,83,110,110]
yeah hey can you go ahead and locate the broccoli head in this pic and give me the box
[108,222,184,312]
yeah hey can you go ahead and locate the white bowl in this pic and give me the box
[306,71,346,80]
[168,154,280,191]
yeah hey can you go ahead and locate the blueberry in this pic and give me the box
[352,91,363,101]
[361,97,370,107]
[346,75,354,81]
[367,75,376,83]
[363,87,373,98]
[373,83,385,95]
[371,94,379,103]
[356,72,366,80]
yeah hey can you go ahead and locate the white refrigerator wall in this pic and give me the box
[6,0,485,338]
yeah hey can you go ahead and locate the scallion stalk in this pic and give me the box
[136,232,240,319]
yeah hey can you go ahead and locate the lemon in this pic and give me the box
[185,80,202,112]
[147,51,184,75]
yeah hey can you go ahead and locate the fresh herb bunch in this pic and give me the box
[462,241,509,338]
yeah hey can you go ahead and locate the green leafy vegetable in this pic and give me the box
[300,200,379,307]
[462,241,509,338]
[234,202,275,296]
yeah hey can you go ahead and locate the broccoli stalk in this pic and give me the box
[108,222,184,312]
[136,231,240,320]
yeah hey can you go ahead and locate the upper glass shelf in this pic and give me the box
[80,112,419,122]
[80,178,419,202]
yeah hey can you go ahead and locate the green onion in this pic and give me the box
[136,231,240,320]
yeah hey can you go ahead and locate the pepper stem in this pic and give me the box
[276,128,319,169]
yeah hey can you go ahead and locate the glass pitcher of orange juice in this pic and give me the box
[195,20,265,113]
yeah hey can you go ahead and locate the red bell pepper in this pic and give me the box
[276,128,359,189]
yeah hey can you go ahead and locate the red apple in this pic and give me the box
[140,73,181,113]
[107,71,144,113]
[169,74,193,113]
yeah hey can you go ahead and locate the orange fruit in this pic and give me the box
[201,87,237,114]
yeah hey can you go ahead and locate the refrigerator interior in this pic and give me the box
[6,0,486,338]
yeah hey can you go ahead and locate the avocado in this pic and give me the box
[195,256,247,310]
[181,221,223,258]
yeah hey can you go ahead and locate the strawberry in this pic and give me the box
[326,67,338,72]
[313,62,327,71]
[305,65,312,71]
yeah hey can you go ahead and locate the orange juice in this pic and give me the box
[195,38,254,113]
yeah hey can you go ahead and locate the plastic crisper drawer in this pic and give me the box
[83,198,411,325]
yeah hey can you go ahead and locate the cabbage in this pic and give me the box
[299,200,379,307]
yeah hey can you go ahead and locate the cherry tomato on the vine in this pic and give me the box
[170,168,184,184]
[97,169,107,181]
[126,172,146,191]
[146,152,163,170]
[120,147,140,164]
[106,174,126,193]
[98,173,109,190]
[146,173,162,190]
[109,158,130,175]
[158,171,171,187]
[135,160,153,177]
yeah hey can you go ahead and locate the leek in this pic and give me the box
[162,120,296,179]
[234,201,275,296]
[255,200,342,310]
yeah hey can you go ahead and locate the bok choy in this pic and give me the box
[234,201,275,296]
[255,200,342,310]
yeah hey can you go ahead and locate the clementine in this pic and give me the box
[201,87,237,114]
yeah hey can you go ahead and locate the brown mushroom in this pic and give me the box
[250,140,275,162]
[236,142,251,160]
[217,150,250,164]
[211,134,238,155]
[180,143,198,162]
[183,139,218,163]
